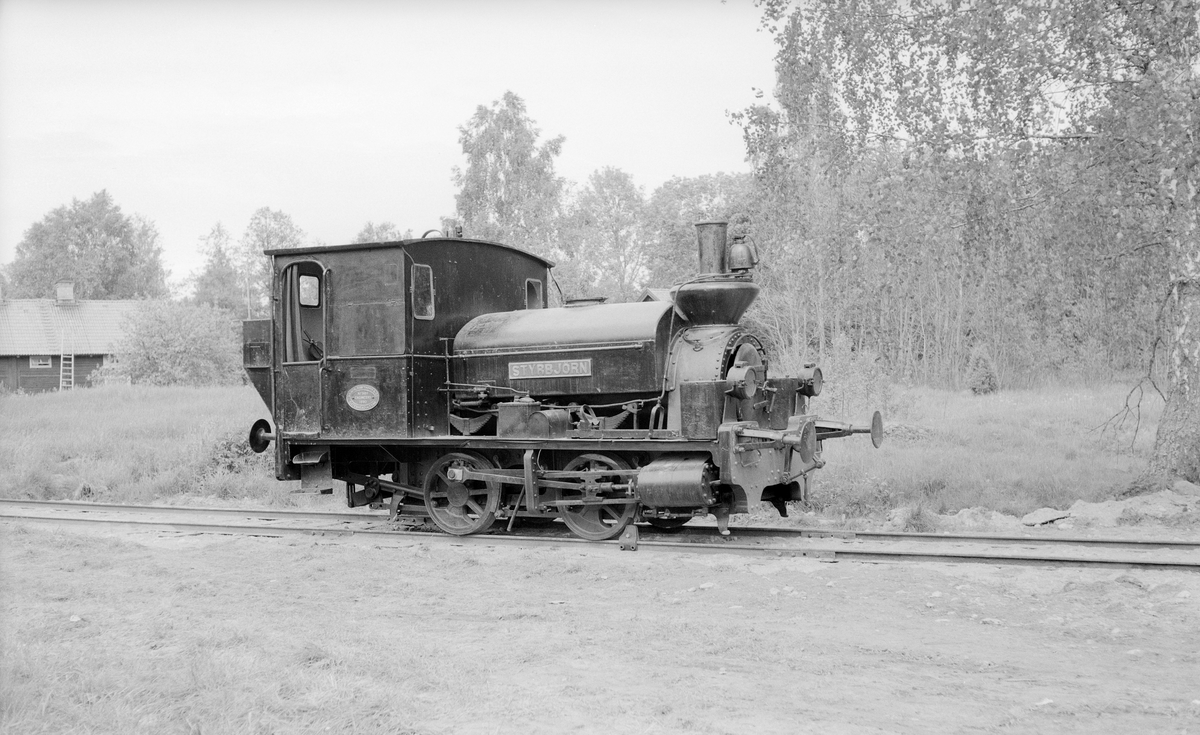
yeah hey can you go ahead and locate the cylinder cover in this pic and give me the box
[637,454,716,508]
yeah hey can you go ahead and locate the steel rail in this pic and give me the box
[0,498,384,524]
[2,503,1199,572]
[667,524,1200,551]
[4,499,1199,553]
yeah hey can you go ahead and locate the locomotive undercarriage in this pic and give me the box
[332,446,692,540]
[293,419,834,541]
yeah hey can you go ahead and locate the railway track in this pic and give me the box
[3,498,1199,572]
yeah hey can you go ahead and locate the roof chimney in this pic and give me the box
[55,280,76,304]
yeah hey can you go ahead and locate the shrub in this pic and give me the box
[102,302,243,386]
[808,332,904,420]
[966,347,999,395]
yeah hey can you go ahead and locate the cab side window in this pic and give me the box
[412,264,435,320]
[526,279,544,309]
[299,275,320,307]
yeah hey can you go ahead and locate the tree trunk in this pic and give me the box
[1148,273,1200,484]
[1138,43,1200,487]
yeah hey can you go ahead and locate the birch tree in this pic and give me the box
[192,223,242,313]
[748,0,1199,483]
[453,91,566,257]
[567,167,647,301]
[237,208,305,319]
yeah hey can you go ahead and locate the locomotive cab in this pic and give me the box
[244,234,551,490]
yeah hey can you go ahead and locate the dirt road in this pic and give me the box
[2,521,1198,734]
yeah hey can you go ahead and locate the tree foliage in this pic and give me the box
[236,208,305,318]
[191,223,242,313]
[742,0,1198,481]
[561,167,647,301]
[7,191,168,299]
[448,93,760,303]
[642,173,755,287]
[354,221,409,243]
[106,301,242,386]
[453,91,566,256]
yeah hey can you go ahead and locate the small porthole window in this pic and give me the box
[525,279,544,309]
[412,264,435,320]
[299,275,320,307]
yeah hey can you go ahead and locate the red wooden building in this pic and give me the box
[0,282,142,393]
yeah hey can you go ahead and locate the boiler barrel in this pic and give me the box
[453,301,677,400]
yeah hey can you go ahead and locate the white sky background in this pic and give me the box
[0,0,777,292]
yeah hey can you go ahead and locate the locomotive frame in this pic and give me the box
[244,223,881,540]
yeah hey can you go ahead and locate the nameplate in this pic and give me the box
[509,359,592,380]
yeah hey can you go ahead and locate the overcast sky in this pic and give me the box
[0,0,777,290]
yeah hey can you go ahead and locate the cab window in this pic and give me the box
[412,264,435,320]
[525,279,544,309]
[299,275,320,307]
[281,262,324,363]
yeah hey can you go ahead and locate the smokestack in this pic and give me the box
[695,221,728,275]
[672,221,759,325]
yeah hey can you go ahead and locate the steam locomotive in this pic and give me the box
[243,222,882,540]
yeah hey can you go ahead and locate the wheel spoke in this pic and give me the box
[465,499,484,515]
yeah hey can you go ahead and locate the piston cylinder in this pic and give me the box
[636,454,717,508]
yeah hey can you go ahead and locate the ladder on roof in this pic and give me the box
[59,338,74,390]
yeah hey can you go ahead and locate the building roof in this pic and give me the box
[0,298,145,356]
[639,288,674,303]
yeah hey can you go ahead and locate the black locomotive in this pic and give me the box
[243,222,881,540]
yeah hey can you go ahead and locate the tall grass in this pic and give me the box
[810,384,1164,519]
[0,385,286,504]
[0,383,1163,518]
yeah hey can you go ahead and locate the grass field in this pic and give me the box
[811,384,1163,520]
[0,383,1164,521]
[0,385,288,505]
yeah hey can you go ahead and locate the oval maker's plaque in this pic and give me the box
[345,384,380,412]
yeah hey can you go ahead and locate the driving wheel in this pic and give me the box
[423,452,500,535]
[559,453,638,541]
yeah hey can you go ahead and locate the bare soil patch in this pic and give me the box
[3,520,1200,734]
